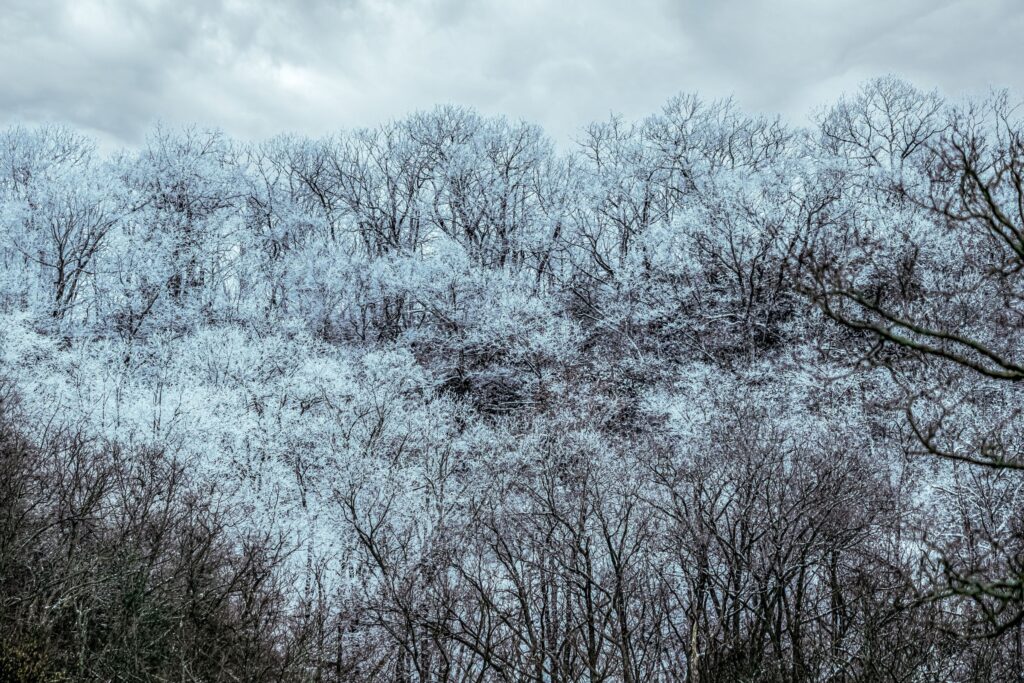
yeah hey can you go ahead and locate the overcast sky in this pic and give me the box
[2,0,1022,149]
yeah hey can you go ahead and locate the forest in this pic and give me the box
[0,76,1022,681]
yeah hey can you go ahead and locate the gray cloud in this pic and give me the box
[1,0,1021,148]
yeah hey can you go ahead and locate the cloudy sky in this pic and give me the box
[2,0,1022,148]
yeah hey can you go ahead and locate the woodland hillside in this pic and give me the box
[1,77,1023,681]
